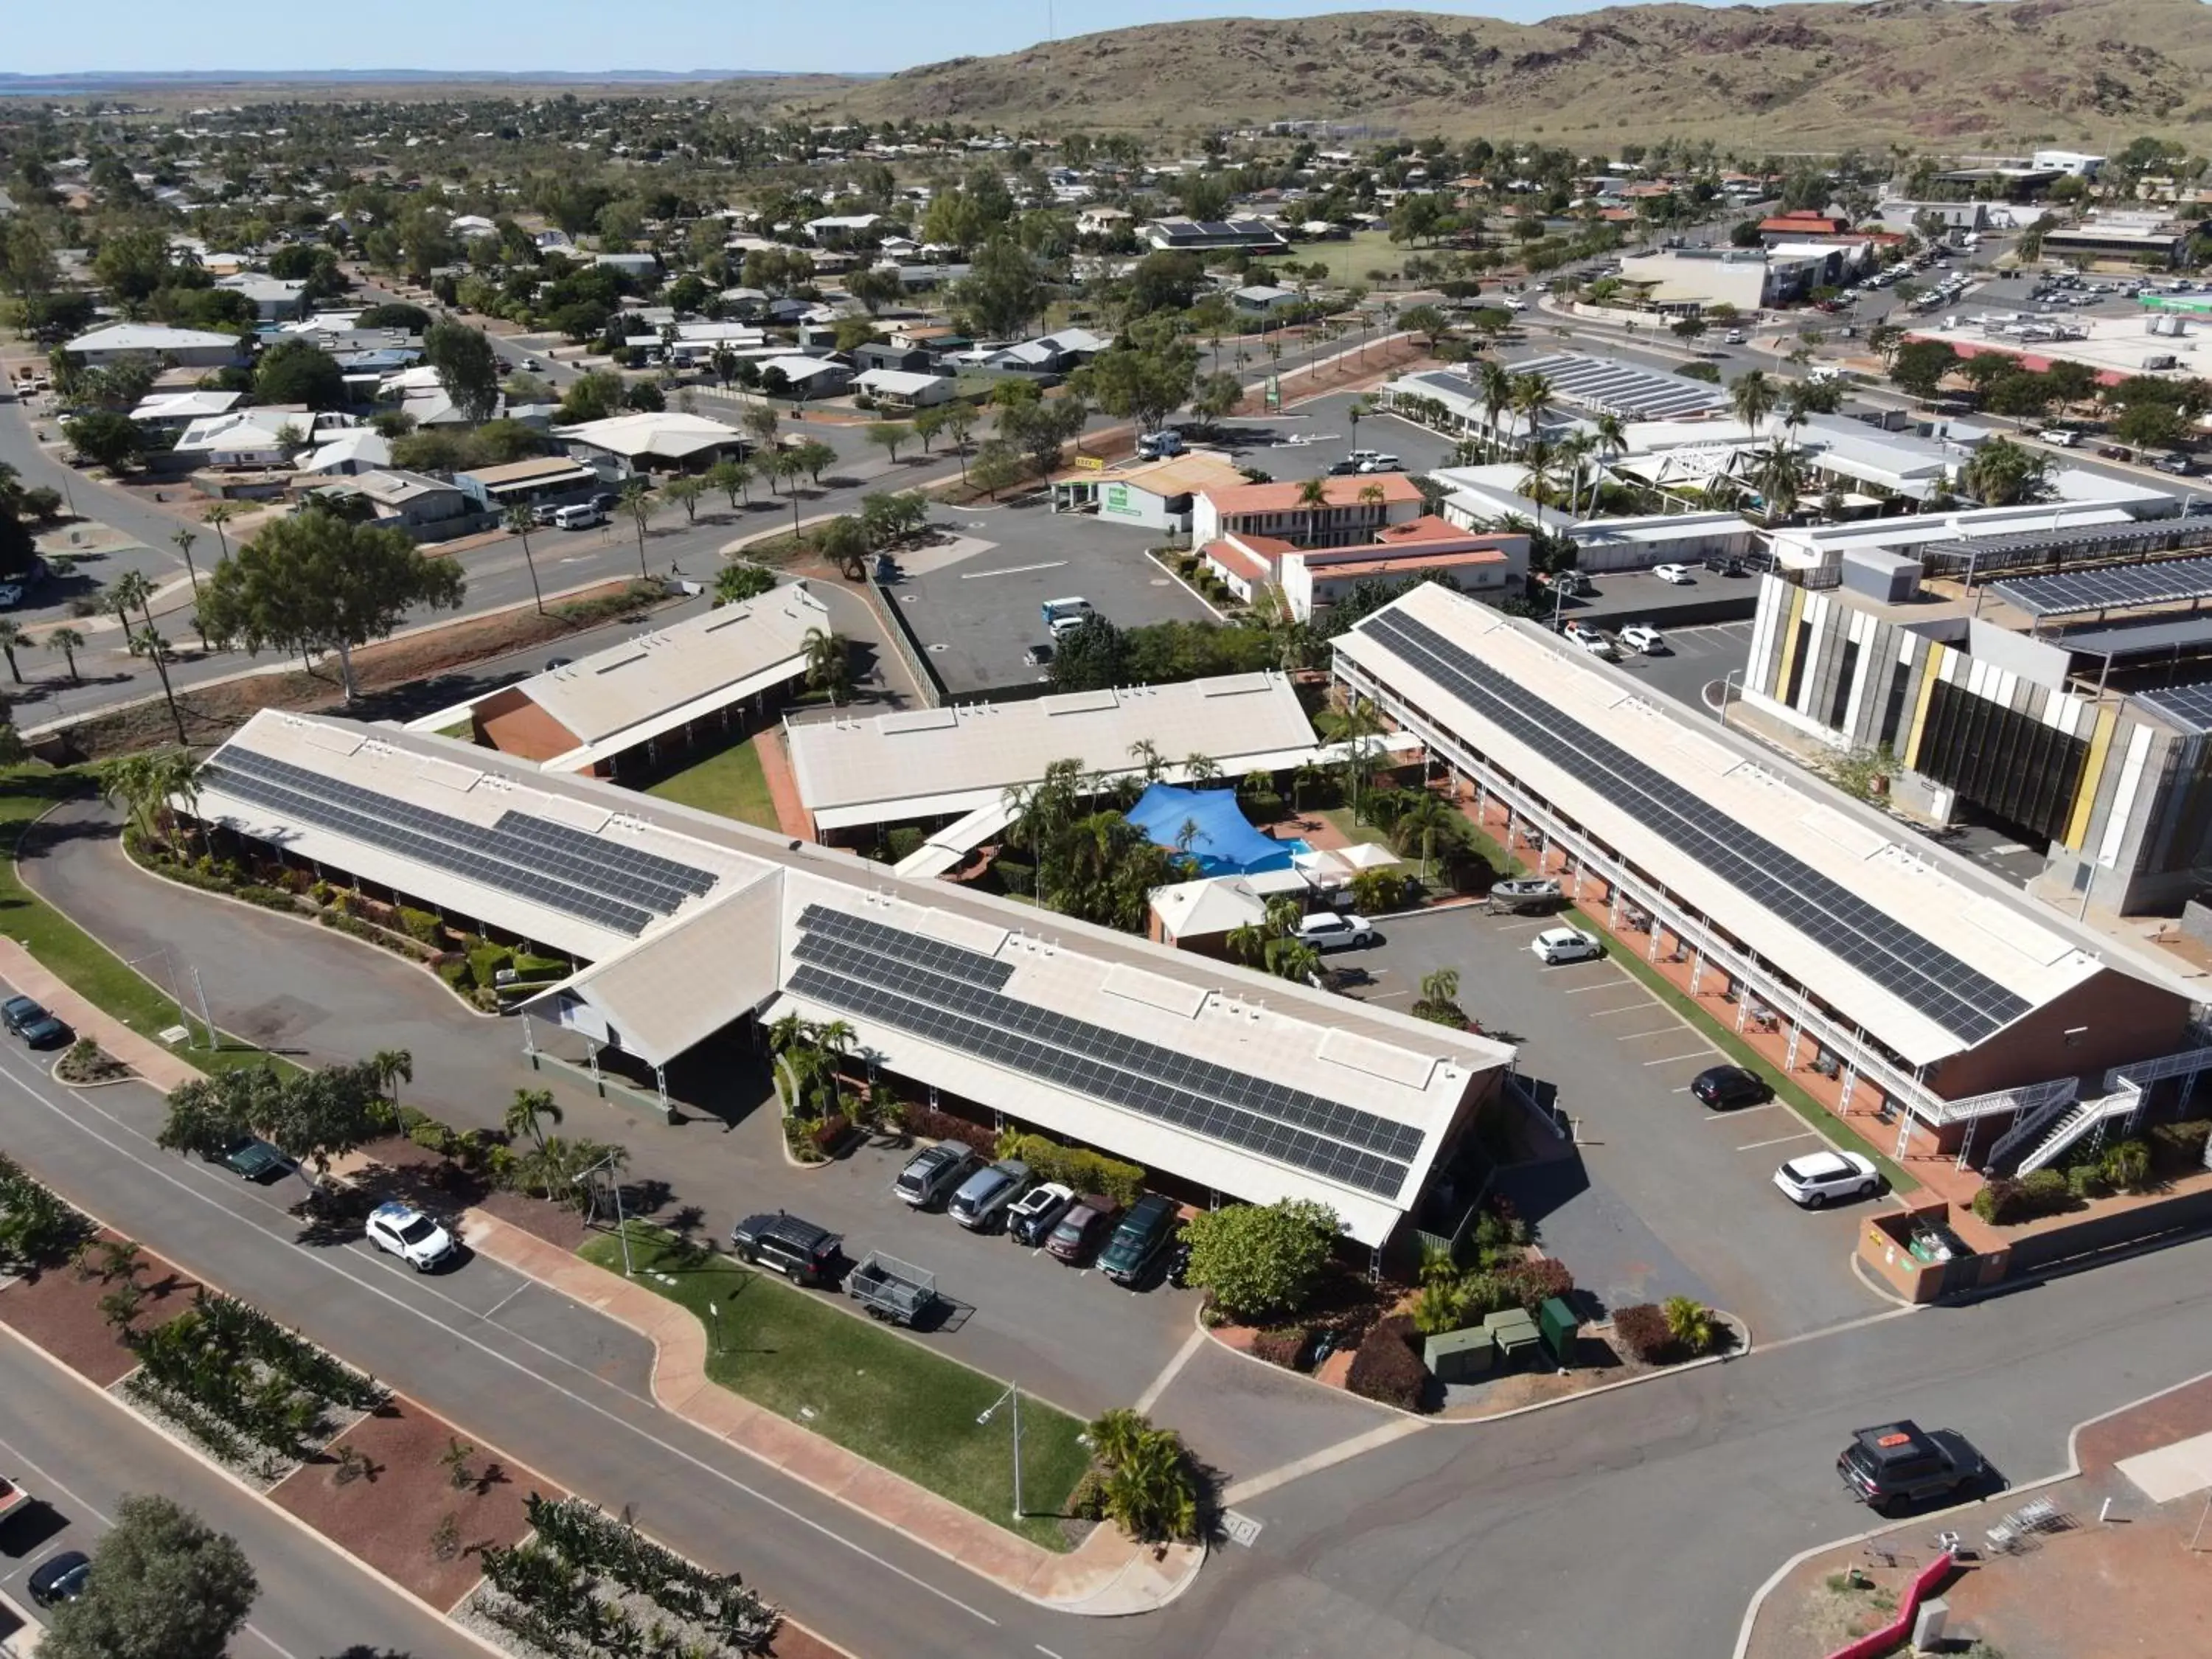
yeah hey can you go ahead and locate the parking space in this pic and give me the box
[884,498,1218,698]
[1199,391,1462,484]
[1339,905,1893,1340]
[1615,619,1754,714]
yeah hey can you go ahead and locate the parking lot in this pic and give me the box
[1199,391,1462,484]
[885,497,1220,697]
[1335,905,1896,1342]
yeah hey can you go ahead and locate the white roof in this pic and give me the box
[294,429,392,473]
[760,355,845,383]
[852,369,944,397]
[788,673,1319,827]
[1336,582,2111,1068]
[66,322,239,353]
[514,585,830,769]
[131,390,243,421]
[1150,876,1270,939]
[193,709,1514,1245]
[173,412,294,454]
[556,411,744,462]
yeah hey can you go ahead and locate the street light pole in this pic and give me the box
[978,1381,1023,1520]
[585,1150,632,1275]
[1717,668,1743,729]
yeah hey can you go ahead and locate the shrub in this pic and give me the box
[1251,1325,1310,1368]
[408,1120,456,1156]
[2148,1117,2212,1176]
[2101,1138,2153,1194]
[1180,1198,1339,1321]
[434,957,470,991]
[1345,1314,1430,1411]
[1612,1303,1672,1365]
[998,1131,1144,1206]
[1663,1293,1717,1357]
[2020,1168,2070,1212]
[811,1113,852,1155]
[902,1102,998,1157]
[993,857,1035,896]
[397,905,445,945]
[885,827,925,863]
[782,1117,827,1163]
[1500,1255,1574,1315]
[467,939,515,990]
[1066,1467,1108,1520]
[2066,1163,2111,1200]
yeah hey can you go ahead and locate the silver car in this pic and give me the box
[947,1160,1032,1231]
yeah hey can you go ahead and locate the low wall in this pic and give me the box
[2001,1178,2212,1275]
[1825,1552,1955,1659]
[1857,1202,2007,1304]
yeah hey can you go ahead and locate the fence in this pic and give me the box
[867,578,944,708]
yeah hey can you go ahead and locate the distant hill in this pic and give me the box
[802,0,2212,149]
[0,69,852,97]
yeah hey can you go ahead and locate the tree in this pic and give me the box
[970,439,1024,500]
[252,338,347,410]
[356,302,433,332]
[45,625,84,684]
[816,515,870,581]
[62,411,142,471]
[801,626,853,703]
[1961,434,2049,507]
[793,438,838,487]
[707,456,754,510]
[41,1494,257,1659]
[1079,342,1197,433]
[503,1088,563,1152]
[2115,400,2188,450]
[201,501,241,563]
[422,320,501,423]
[0,620,22,684]
[714,562,777,605]
[911,404,948,453]
[664,475,709,524]
[1889,338,1958,403]
[941,402,978,471]
[866,421,914,465]
[1180,1198,1340,1320]
[1397,302,1452,351]
[170,527,204,597]
[1730,369,1775,433]
[1190,372,1242,430]
[557,369,625,424]
[501,505,546,613]
[618,479,658,577]
[196,510,465,702]
[1048,613,1128,690]
[955,236,1043,338]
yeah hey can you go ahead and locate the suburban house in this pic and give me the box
[850,341,939,377]
[308,468,471,534]
[128,389,244,432]
[215,273,310,321]
[1756,210,1851,243]
[65,322,248,369]
[969,327,1111,375]
[852,368,955,411]
[758,355,851,400]
[1143,217,1289,254]
[557,411,748,476]
[1231,284,1307,319]
[1077,205,1134,238]
[292,428,394,477]
[167,409,308,470]
[1191,472,1427,551]
[454,454,602,515]
[1201,518,1528,618]
[804,212,883,247]
[592,251,661,279]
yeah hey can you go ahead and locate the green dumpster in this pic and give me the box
[1537,1295,1582,1368]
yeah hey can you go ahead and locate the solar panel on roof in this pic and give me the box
[1992,553,2212,619]
[1355,611,2034,1048]
[2135,681,2212,734]
[1920,520,2212,583]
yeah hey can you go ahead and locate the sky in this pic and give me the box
[10,0,1846,78]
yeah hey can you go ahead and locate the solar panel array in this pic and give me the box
[1992,553,2212,619]
[797,903,1012,990]
[2136,680,2212,734]
[787,911,1422,1198]
[202,746,715,937]
[1919,518,2212,582]
[1510,352,1731,420]
[1357,612,2034,1047]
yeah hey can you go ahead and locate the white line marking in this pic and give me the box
[1562,977,1632,993]
[1672,1086,1695,1093]
[1218,1417,1427,1507]
[1705,1101,1781,1120]
[481,1280,535,1323]
[1736,1131,1819,1152]
[959,560,1064,580]
[1133,1326,1208,1416]
[1613,1026,1679,1041]
[0,1054,1002,1629]
[1584,1002,1657,1016]
[1642,1050,1712,1066]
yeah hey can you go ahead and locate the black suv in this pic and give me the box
[1837,1421,1986,1512]
[1691,1065,1770,1110]
[730,1211,842,1287]
[1097,1194,1180,1287]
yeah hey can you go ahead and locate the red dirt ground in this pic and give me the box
[270,1396,552,1612]
[0,1237,201,1385]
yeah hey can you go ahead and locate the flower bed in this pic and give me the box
[54,1036,131,1086]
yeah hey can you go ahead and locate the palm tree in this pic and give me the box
[1750,441,1805,525]
[1509,373,1552,460]
[1478,358,1514,462]
[1225,920,1270,967]
[801,627,852,704]
[617,479,657,579]
[0,621,23,684]
[1357,481,1387,528]
[1262,936,1322,984]
[503,1088,562,1152]
[1731,369,1775,435]
[94,746,199,844]
[1391,789,1458,880]
[202,501,240,563]
[131,627,189,745]
[169,526,204,597]
[1127,739,1165,782]
[1337,698,1387,819]
[44,625,84,684]
[502,505,545,613]
[1290,761,1324,814]
[110,569,159,639]
[1555,432,1597,518]
[369,1048,414,1103]
[1183,752,1220,785]
[1961,435,2049,507]
[1662,1293,1716,1356]
[1295,475,1331,545]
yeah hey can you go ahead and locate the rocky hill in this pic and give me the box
[792,0,2212,149]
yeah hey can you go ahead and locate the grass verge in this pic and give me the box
[580,1225,1091,1549]
[1593,929,1916,1194]
[644,739,779,831]
[1,765,282,1077]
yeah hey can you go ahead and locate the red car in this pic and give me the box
[1045,1197,1121,1265]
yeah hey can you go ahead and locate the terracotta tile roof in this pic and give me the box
[1203,473,1425,515]
[1309,546,1509,581]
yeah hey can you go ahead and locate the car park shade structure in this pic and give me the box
[1993,551,2212,621]
[2134,678,2212,734]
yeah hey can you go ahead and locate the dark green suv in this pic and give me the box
[1097,1194,1180,1287]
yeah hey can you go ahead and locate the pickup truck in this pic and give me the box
[0,1473,31,1529]
[1837,1421,1986,1512]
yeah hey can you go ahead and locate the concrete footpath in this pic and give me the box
[462,1210,1205,1617]
[0,936,207,1093]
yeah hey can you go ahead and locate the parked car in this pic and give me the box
[1,995,71,1050]
[1006,1181,1077,1247]
[2097,444,2133,461]
[1530,926,1601,966]
[1326,459,1363,476]
[1618,623,1667,655]
[2153,451,2195,476]
[948,1159,1032,1231]
[1837,1421,1986,1512]
[1355,454,1403,473]
[2036,427,2079,448]
[1652,563,1694,585]
[0,583,22,609]
[1135,429,1186,459]
[215,1135,288,1183]
[1295,911,1377,951]
[520,355,542,371]
[27,1550,91,1607]
[1691,1064,1770,1110]
[1021,642,1054,668]
[730,1210,843,1286]
[552,503,608,530]
[1773,1150,1881,1208]
[893,1138,981,1210]
[1571,629,1618,661]
[1724,330,1747,345]
[364,1200,458,1272]
[1097,1194,1180,1287]
[1046,1196,1121,1265]
[1703,554,1748,576]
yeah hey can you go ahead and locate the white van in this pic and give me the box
[553,503,608,530]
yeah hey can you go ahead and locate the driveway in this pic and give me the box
[1338,905,1893,1341]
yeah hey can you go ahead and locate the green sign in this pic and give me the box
[1102,481,1138,520]
[1265,374,1282,410]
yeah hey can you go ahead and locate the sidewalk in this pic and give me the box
[751,728,815,841]
[0,936,206,1093]
[459,1211,1205,1616]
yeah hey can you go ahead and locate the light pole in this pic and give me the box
[977,1381,1023,1520]
[585,1149,632,1276]
[1717,668,1743,729]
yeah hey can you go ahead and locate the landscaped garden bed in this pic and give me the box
[52,1035,131,1085]
[578,1223,1093,1550]
[463,1494,779,1659]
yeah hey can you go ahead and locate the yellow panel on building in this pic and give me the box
[1903,641,1947,769]
[2063,706,2118,853]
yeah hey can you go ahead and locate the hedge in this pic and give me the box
[998,1131,1145,1207]
[1251,1326,1310,1369]
[1346,1314,1429,1411]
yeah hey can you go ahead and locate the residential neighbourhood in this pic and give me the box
[1,10,2211,1659]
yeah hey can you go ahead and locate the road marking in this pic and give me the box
[1583,1001,1655,1016]
[959,560,1065,580]
[1736,1130,1819,1152]
[481,1280,535,1324]
[1613,1025,1679,1041]
[1037,1647,1068,1659]
[1642,1050,1712,1066]
[1705,1101,1781,1120]
[2,1058,1004,1630]
[1220,1509,1265,1548]
[1218,1416,1427,1508]
[1133,1326,1208,1416]
[1562,976,1632,993]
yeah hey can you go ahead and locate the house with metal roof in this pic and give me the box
[557,411,749,476]
[184,707,1515,1252]
[467,582,830,777]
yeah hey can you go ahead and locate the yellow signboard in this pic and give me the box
[1073,456,1106,472]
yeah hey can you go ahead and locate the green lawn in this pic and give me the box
[580,1225,1092,1549]
[1268,229,1415,288]
[644,739,779,832]
[0,767,281,1077]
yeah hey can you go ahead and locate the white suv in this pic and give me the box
[1295,912,1377,951]
[366,1201,457,1272]
[1618,623,1666,655]
[1652,563,1694,585]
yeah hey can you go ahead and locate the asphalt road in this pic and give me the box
[0,1330,463,1659]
